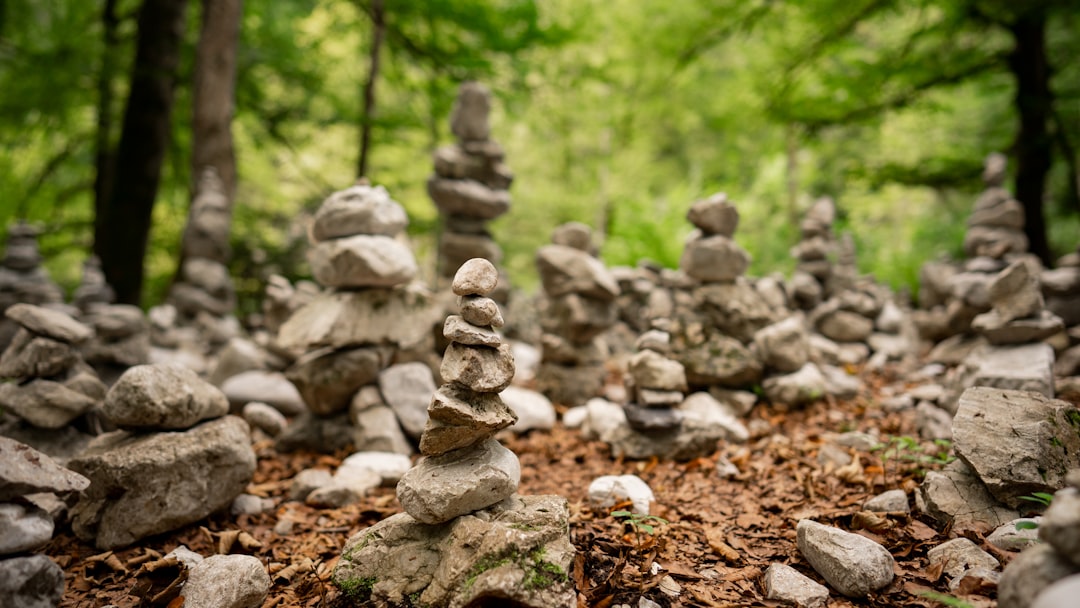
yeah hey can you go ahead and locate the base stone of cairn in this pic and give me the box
[333,259,574,608]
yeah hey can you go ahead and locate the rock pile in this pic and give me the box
[970,260,1063,346]
[0,437,89,608]
[274,183,438,453]
[0,221,63,349]
[535,222,620,406]
[68,363,256,549]
[789,196,838,309]
[71,256,115,312]
[0,304,106,432]
[332,259,575,608]
[429,81,514,295]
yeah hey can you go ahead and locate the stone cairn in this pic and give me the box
[72,256,115,312]
[80,304,152,383]
[0,304,107,433]
[0,221,63,349]
[273,183,438,453]
[534,222,620,406]
[0,436,90,608]
[429,81,513,298]
[67,363,255,550]
[162,168,240,351]
[789,196,837,309]
[332,258,575,608]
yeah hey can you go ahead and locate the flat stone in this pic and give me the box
[763,363,828,407]
[378,362,437,439]
[443,315,501,347]
[628,349,687,392]
[686,193,739,237]
[0,502,54,555]
[679,391,749,442]
[103,363,229,430]
[952,387,1080,509]
[919,460,1018,531]
[349,396,415,456]
[441,342,514,393]
[927,538,999,582]
[587,474,654,515]
[306,466,381,508]
[754,316,810,373]
[339,451,412,487]
[987,518,1042,551]
[459,295,503,327]
[796,519,895,598]
[972,309,1065,345]
[332,494,575,608]
[0,380,98,429]
[817,309,874,343]
[864,489,909,513]
[637,388,683,407]
[396,438,520,524]
[428,177,511,220]
[764,563,829,608]
[680,334,763,388]
[5,303,92,344]
[421,385,516,455]
[85,303,147,339]
[998,544,1079,608]
[0,554,65,608]
[989,260,1043,322]
[1039,488,1080,567]
[182,554,271,608]
[312,184,408,241]
[536,244,619,301]
[287,346,388,416]
[68,416,256,549]
[0,331,78,379]
[0,436,90,500]
[623,404,683,433]
[964,343,1055,398]
[309,235,418,288]
[222,370,306,416]
[680,233,750,282]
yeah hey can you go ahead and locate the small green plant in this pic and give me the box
[1019,492,1055,507]
[920,590,976,608]
[1014,519,1040,531]
[871,436,955,482]
[336,576,376,602]
[611,510,668,535]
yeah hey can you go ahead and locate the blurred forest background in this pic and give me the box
[1,0,1078,315]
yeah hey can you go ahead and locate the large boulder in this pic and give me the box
[68,416,256,549]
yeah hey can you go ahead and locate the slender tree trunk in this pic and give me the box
[357,0,385,179]
[1008,11,1053,265]
[785,123,800,228]
[95,0,189,305]
[191,0,242,200]
[93,0,119,234]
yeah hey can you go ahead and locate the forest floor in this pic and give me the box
[45,366,1010,608]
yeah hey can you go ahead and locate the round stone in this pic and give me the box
[459,295,504,328]
[452,258,498,296]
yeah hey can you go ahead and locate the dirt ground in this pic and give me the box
[45,367,1022,608]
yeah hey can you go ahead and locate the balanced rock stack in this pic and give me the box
[166,168,238,341]
[535,222,620,406]
[970,260,1063,345]
[429,81,513,295]
[274,183,437,452]
[789,196,838,308]
[623,329,689,435]
[72,256,115,312]
[67,363,256,549]
[0,304,107,431]
[964,159,1028,260]
[0,221,63,349]
[334,259,575,608]
[0,437,90,607]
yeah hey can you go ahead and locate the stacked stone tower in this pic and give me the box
[428,82,513,295]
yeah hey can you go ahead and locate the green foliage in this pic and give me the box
[335,575,376,602]
[920,590,976,608]
[1018,492,1055,507]
[611,510,668,535]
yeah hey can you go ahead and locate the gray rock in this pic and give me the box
[276,411,364,454]
[182,554,271,608]
[763,363,827,407]
[287,346,388,416]
[275,286,439,355]
[450,81,491,141]
[796,519,895,598]
[562,406,587,429]
[952,387,1080,509]
[0,331,78,379]
[550,222,593,251]
[989,260,1043,322]
[332,494,575,608]
[0,502,53,555]
[5,303,92,344]
[628,349,687,392]
[441,343,514,394]
[68,416,256,549]
[686,193,739,237]
[104,363,228,430]
[817,309,874,343]
[694,281,778,343]
[230,493,274,516]
[309,234,417,288]
[919,460,1018,531]
[222,370,306,416]
[312,184,408,241]
[987,518,1042,551]
[339,451,412,486]
[306,466,381,508]
[500,386,555,432]
[208,337,265,386]
[459,295,503,328]
[379,362,437,439]
[763,563,829,608]
[964,342,1055,398]
[820,364,863,400]
[396,438,520,524]
[680,233,750,282]
[443,315,501,347]
[1033,574,1080,608]
[864,489,909,513]
[1039,487,1080,567]
[754,316,810,373]
[915,401,953,442]
[998,544,1080,608]
[242,402,287,437]
[602,414,727,461]
[0,379,97,429]
[349,393,414,455]
[679,391,749,442]
[428,177,511,220]
[536,244,619,301]
[0,554,64,608]
[681,334,763,388]
[535,362,605,407]
[927,538,999,582]
[0,436,90,500]
[289,468,333,501]
[623,404,683,433]
[587,474,654,515]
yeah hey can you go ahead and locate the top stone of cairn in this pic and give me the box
[450,81,491,142]
[452,258,499,296]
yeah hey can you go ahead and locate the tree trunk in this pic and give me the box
[357,0,385,179]
[1008,11,1053,265]
[93,0,119,232]
[191,0,242,201]
[94,0,189,305]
